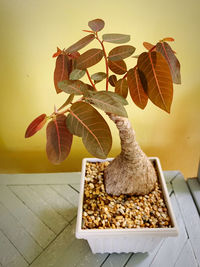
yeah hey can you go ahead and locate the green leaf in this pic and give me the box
[127,67,148,109]
[76,49,104,70]
[108,59,127,75]
[46,115,73,164]
[108,45,136,61]
[65,34,95,53]
[156,42,181,84]
[66,102,112,158]
[108,75,117,87]
[138,51,173,113]
[115,78,128,98]
[102,34,130,44]
[101,91,128,106]
[91,72,107,83]
[69,69,86,80]
[88,19,105,32]
[58,80,87,95]
[58,94,74,111]
[85,91,128,117]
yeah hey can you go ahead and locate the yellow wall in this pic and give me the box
[0,0,199,178]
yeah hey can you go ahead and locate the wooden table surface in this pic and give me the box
[0,171,199,267]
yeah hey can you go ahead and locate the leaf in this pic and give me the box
[91,72,107,83]
[46,115,73,164]
[104,91,128,105]
[88,18,105,32]
[127,67,148,109]
[67,51,80,59]
[108,75,117,87]
[108,45,136,61]
[143,42,155,51]
[58,80,87,95]
[156,42,181,84]
[25,114,47,138]
[58,94,74,111]
[69,69,86,80]
[108,59,127,75]
[76,49,104,70]
[138,51,173,113]
[85,91,128,117]
[65,34,95,53]
[160,37,175,42]
[115,78,128,98]
[66,102,112,158]
[52,47,62,58]
[54,54,70,93]
[102,34,130,44]
[85,83,96,91]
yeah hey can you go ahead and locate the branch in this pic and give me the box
[86,69,97,91]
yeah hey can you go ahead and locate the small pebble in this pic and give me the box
[82,161,172,229]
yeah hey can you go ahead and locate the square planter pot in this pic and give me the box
[76,157,178,254]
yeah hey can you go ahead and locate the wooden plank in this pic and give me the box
[149,193,188,267]
[0,203,42,263]
[102,253,132,267]
[9,185,68,234]
[29,185,76,222]
[175,240,198,267]
[50,184,79,206]
[187,178,200,214]
[0,172,81,185]
[163,171,180,183]
[0,185,55,249]
[172,173,200,265]
[0,230,28,267]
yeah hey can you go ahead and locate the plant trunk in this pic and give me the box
[104,114,157,196]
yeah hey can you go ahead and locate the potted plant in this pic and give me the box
[25,18,181,253]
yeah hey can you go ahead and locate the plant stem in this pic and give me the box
[95,33,109,91]
[86,69,97,91]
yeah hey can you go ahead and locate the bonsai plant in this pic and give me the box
[25,18,181,196]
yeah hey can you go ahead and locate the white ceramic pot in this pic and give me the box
[76,157,178,254]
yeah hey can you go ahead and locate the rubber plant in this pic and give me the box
[25,19,181,196]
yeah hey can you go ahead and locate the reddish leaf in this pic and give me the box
[46,115,73,164]
[67,51,80,60]
[108,45,135,61]
[108,59,127,75]
[108,75,117,87]
[66,102,112,159]
[65,34,95,53]
[160,37,175,42]
[88,19,105,32]
[127,67,148,109]
[138,51,173,113]
[76,49,103,70]
[156,42,181,84]
[25,114,47,138]
[54,54,70,93]
[143,42,155,51]
[115,78,128,98]
[52,47,62,58]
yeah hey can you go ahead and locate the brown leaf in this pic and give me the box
[46,115,73,164]
[54,54,70,93]
[108,59,127,75]
[66,102,112,158]
[108,45,135,61]
[108,75,117,87]
[76,49,103,70]
[115,78,128,99]
[143,42,155,51]
[65,34,95,53]
[102,34,130,44]
[25,114,47,138]
[58,80,87,95]
[127,67,148,109]
[88,18,105,32]
[156,42,181,84]
[138,51,173,113]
